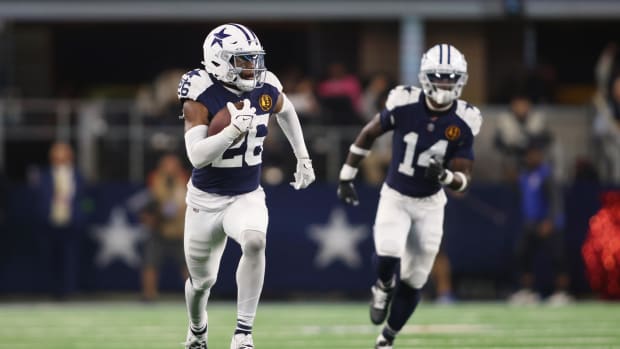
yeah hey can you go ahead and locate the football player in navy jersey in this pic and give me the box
[337,44,482,349]
[178,23,315,349]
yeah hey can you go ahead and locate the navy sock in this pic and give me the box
[234,319,252,335]
[191,324,207,337]
[376,256,399,287]
[382,324,398,343]
[386,281,421,332]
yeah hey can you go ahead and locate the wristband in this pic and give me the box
[349,144,371,157]
[439,169,454,185]
[339,164,358,181]
[454,171,468,191]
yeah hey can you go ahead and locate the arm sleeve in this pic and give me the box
[275,93,310,159]
[184,125,240,169]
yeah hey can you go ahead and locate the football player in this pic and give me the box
[178,23,315,349]
[337,44,482,349]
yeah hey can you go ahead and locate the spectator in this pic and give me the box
[286,77,321,124]
[135,69,186,125]
[317,62,363,124]
[494,93,552,182]
[34,141,87,299]
[508,138,573,306]
[361,73,393,122]
[140,153,189,301]
[592,42,620,185]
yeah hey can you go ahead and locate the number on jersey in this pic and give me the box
[211,117,268,168]
[398,131,448,176]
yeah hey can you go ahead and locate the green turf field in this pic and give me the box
[0,301,619,348]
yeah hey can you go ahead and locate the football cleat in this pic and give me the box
[375,334,394,349]
[183,326,207,349]
[370,282,395,325]
[546,291,574,307]
[230,333,254,349]
[508,288,540,306]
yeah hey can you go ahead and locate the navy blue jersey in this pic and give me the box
[379,86,482,197]
[178,69,282,195]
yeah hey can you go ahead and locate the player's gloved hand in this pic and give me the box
[425,156,446,183]
[290,158,315,190]
[337,180,359,206]
[226,99,255,135]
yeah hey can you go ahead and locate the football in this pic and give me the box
[207,101,244,136]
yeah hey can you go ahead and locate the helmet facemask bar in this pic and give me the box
[223,50,266,91]
[419,69,468,105]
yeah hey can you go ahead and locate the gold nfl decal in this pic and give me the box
[445,125,461,141]
[259,94,272,111]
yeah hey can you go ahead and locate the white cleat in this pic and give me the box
[230,333,254,349]
[546,291,574,307]
[508,288,541,306]
[183,327,207,349]
[375,334,393,349]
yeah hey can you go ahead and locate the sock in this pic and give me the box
[386,281,421,332]
[235,313,253,335]
[185,278,209,334]
[234,231,266,336]
[376,256,399,287]
[191,323,207,337]
[381,324,398,343]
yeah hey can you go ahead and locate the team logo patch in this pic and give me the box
[445,125,461,141]
[259,94,272,112]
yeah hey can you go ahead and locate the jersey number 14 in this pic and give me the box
[398,131,448,176]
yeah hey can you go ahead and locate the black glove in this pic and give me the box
[424,157,446,183]
[337,180,359,206]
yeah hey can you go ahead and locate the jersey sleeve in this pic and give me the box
[452,100,482,160]
[264,71,283,93]
[379,108,395,131]
[456,100,483,136]
[452,131,475,160]
[379,85,421,131]
[177,69,212,101]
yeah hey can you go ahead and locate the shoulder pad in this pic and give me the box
[385,85,421,110]
[455,100,483,136]
[177,69,213,101]
[264,71,283,92]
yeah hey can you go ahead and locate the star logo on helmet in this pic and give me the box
[211,28,231,48]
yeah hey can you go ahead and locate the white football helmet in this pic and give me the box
[202,23,266,92]
[418,44,468,105]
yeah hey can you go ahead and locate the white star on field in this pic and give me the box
[307,208,369,269]
[92,207,145,269]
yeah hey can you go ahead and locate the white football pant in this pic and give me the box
[373,184,447,289]
[183,187,268,330]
